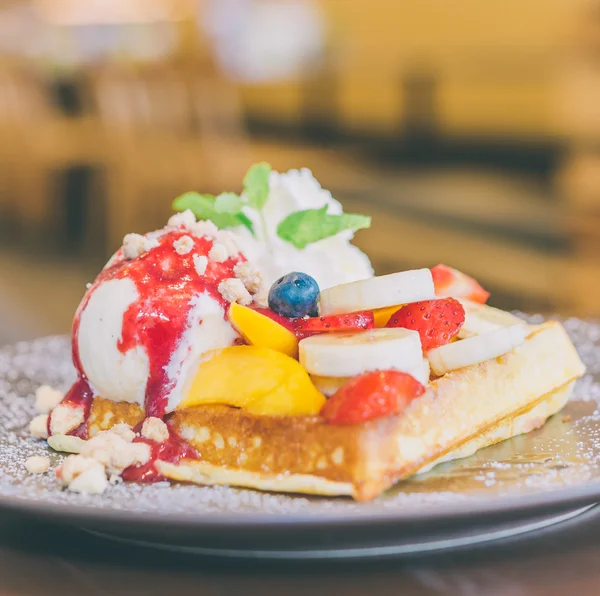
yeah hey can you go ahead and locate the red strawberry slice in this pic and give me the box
[431,264,490,304]
[386,298,465,351]
[321,370,425,425]
[293,312,374,339]
[250,306,375,338]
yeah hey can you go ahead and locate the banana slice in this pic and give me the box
[417,358,431,385]
[427,324,527,376]
[311,358,430,397]
[299,327,423,378]
[319,269,435,316]
[457,299,527,339]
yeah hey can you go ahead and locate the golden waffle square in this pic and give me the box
[88,318,585,501]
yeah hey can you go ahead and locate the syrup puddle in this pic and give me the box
[396,402,597,496]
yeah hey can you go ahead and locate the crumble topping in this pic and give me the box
[34,385,63,414]
[43,423,148,495]
[49,404,85,436]
[25,455,50,474]
[252,287,269,307]
[218,278,252,306]
[122,233,158,260]
[29,414,49,439]
[57,454,96,483]
[216,231,240,258]
[141,417,169,443]
[208,243,229,263]
[68,467,108,495]
[173,235,194,255]
[110,423,137,442]
[190,220,218,239]
[81,430,151,476]
[233,261,263,294]
[167,209,196,230]
[51,425,153,495]
[57,455,108,495]
[193,254,208,276]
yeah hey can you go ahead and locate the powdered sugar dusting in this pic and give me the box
[0,315,599,519]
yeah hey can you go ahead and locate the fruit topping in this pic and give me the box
[386,298,465,352]
[321,370,425,424]
[427,324,526,376]
[458,299,526,339]
[228,302,298,357]
[311,358,430,397]
[431,264,490,304]
[319,269,435,316]
[268,272,320,318]
[299,327,423,378]
[372,304,404,328]
[293,312,374,339]
[178,346,325,415]
[249,305,297,331]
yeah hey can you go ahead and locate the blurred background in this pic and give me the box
[1,0,599,344]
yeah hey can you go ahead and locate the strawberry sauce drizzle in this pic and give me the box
[122,423,199,483]
[47,378,94,439]
[71,229,244,420]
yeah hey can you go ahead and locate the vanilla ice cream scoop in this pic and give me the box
[73,225,244,416]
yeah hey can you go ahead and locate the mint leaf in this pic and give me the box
[277,205,371,249]
[173,192,218,220]
[172,192,254,234]
[243,162,271,211]
[215,192,243,214]
[235,212,255,235]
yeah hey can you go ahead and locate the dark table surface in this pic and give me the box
[2,504,600,596]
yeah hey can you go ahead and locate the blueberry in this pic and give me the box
[268,272,320,319]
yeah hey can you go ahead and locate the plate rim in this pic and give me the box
[3,479,600,530]
[78,504,598,558]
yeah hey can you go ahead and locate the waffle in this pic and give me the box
[87,315,585,501]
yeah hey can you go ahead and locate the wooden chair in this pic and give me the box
[0,62,56,238]
[0,61,103,246]
[90,60,252,255]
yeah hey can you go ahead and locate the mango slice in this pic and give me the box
[228,302,298,358]
[179,346,326,416]
[373,304,403,327]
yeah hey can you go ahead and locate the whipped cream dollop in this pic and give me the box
[234,168,373,289]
